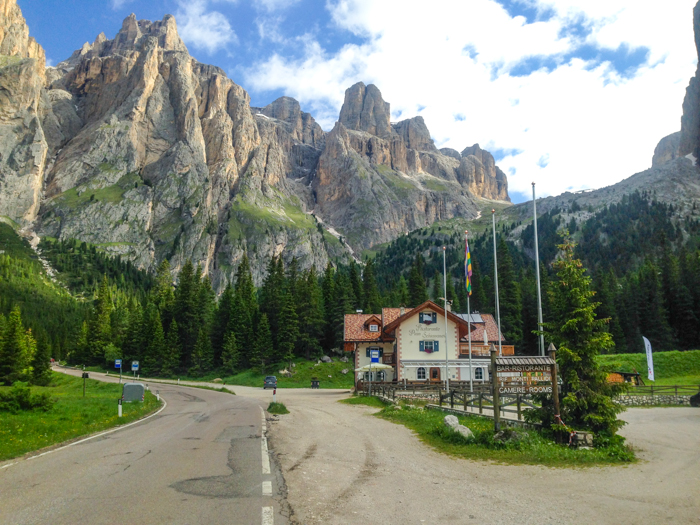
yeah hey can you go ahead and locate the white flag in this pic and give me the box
[643,336,654,381]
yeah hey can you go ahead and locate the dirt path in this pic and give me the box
[234,386,700,525]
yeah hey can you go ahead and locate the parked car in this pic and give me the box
[263,376,277,389]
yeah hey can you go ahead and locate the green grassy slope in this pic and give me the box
[598,350,700,385]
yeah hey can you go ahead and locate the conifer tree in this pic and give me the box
[122,302,143,365]
[497,237,523,346]
[31,334,52,386]
[87,276,113,364]
[297,267,324,359]
[431,270,442,303]
[174,260,198,369]
[528,234,625,438]
[0,307,34,385]
[362,258,382,314]
[161,319,180,377]
[221,331,239,375]
[349,261,363,311]
[394,276,409,307]
[321,263,336,351]
[234,253,258,313]
[229,292,253,369]
[212,283,234,367]
[331,271,356,349]
[636,261,674,351]
[259,256,284,351]
[153,259,175,327]
[142,304,166,375]
[277,291,299,367]
[252,313,273,373]
[408,254,428,306]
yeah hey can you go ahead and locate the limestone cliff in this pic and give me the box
[0,2,510,289]
[680,1,700,159]
[0,0,47,224]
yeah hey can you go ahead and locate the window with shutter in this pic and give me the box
[366,347,384,358]
[421,341,439,353]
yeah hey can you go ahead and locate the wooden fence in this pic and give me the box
[623,385,700,396]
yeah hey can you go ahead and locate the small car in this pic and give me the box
[263,376,277,389]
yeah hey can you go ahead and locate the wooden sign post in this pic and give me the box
[490,343,500,432]
[548,343,561,421]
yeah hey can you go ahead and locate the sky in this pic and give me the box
[19,0,699,203]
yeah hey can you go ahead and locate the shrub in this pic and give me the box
[0,382,54,413]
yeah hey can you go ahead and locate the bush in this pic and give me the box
[267,401,289,415]
[0,382,54,413]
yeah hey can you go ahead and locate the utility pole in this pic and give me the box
[443,246,449,393]
[492,210,503,356]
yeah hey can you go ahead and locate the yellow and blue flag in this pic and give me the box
[465,237,472,296]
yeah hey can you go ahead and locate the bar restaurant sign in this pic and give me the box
[495,357,556,395]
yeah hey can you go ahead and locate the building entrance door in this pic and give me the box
[429,367,441,382]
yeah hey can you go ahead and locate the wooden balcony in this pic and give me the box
[382,353,395,365]
[459,344,515,357]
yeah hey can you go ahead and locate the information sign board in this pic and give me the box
[370,349,380,363]
[115,359,121,369]
[131,360,139,371]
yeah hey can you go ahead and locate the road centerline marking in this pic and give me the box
[262,481,272,496]
[261,437,271,474]
[262,506,274,525]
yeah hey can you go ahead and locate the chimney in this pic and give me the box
[356,309,363,313]
[446,303,452,313]
[400,306,405,315]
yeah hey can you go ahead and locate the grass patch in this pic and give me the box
[267,402,289,414]
[0,372,161,461]
[598,350,700,386]
[340,395,390,408]
[218,358,355,389]
[375,404,635,467]
[422,178,453,192]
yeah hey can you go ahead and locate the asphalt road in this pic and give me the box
[0,369,289,525]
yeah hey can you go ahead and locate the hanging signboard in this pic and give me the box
[495,357,555,394]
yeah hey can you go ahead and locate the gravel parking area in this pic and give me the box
[234,386,700,525]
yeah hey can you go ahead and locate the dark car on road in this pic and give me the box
[263,376,277,389]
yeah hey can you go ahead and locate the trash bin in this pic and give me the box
[311,380,320,389]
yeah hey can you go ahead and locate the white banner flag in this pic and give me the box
[643,336,654,382]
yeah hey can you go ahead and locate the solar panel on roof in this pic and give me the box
[456,313,483,323]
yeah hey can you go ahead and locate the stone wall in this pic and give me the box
[615,394,693,406]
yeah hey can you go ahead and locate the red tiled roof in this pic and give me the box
[382,308,411,326]
[344,314,384,342]
[383,301,472,334]
[461,313,505,343]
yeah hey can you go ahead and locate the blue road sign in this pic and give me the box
[115,359,122,369]
[370,349,380,363]
[132,361,139,371]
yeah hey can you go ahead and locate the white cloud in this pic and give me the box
[175,0,238,55]
[244,0,698,201]
[111,0,136,8]
[254,0,301,12]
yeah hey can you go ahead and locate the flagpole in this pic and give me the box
[492,209,503,356]
[466,230,473,393]
[532,182,545,356]
[443,246,449,393]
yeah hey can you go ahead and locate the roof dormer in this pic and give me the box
[364,315,382,333]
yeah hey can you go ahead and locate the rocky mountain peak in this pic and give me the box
[338,82,392,138]
[680,1,700,159]
[0,0,45,72]
[391,116,436,152]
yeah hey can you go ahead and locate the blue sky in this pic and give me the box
[19,0,699,203]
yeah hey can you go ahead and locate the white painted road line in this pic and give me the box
[1,396,168,471]
[261,437,271,474]
[262,506,274,525]
[262,481,272,496]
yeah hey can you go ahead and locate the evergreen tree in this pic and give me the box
[221,331,239,375]
[408,254,428,306]
[321,263,336,351]
[153,259,175,328]
[297,267,325,359]
[252,313,273,373]
[87,276,113,364]
[331,271,356,349]
[259,256,284,352]
[189,327,213,377]
[174,260,198,370]
[0,307,34,385]
[497,237,523,346]
[229,292,253,369]
[234,253,258,313]
[142,304,166,376]
[121,302,143,365]
[349,261,363,310]
[431,270,442,302]
[211,283,234,367]
[277,292,299,367]
[529,235,625,438]
[161,319,180,377]
[394,276,409,307]
[31,334,52,386]
[362,258,382,314]
[636,261,674,351]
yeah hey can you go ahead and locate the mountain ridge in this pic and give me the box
[0,3,510,289]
